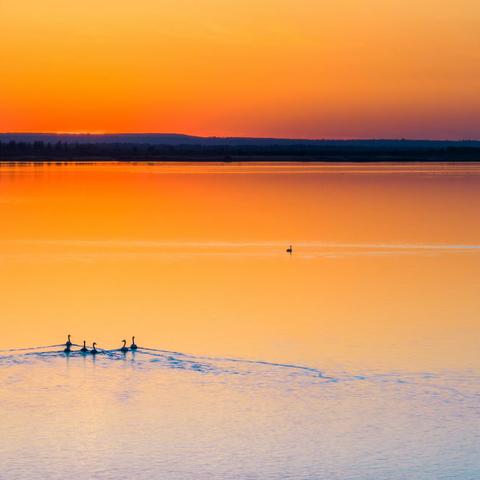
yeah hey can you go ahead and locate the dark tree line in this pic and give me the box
[1,140,480,162]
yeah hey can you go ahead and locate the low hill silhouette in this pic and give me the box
[1,133,479,162]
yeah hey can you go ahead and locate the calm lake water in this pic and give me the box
[0,162,479,479]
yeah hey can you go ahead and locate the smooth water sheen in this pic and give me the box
[0,163,479,479]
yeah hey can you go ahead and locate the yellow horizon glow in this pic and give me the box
[1,1,479,139]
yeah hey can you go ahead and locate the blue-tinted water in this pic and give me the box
[0,347,478,480]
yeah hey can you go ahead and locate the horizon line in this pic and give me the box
[1,132,480,142]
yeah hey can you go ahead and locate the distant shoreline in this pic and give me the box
[1,153,480,163]
[1,134,480,163]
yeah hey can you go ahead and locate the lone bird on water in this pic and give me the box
[80,340,89,353]
[91,342,98,355]
[120,340,129,353]
[286,245,293,255]
[130,336,138,351]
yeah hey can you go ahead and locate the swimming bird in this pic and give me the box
[120,339,129,353]
[80,340,89,353]
[65,334,72,348]
[64,345,71,353]
[130,336,138,350]
[91,342,98,355]
[286,245,293,255]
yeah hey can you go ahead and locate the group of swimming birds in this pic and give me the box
[63,335,138,354]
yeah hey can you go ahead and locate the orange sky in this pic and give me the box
[1,1,479,138]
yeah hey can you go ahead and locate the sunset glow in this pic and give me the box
[1,0,479,138]
[1,1,479,474]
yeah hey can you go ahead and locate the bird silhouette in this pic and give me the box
[120,339,129,353]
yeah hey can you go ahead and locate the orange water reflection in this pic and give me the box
[1,163,479,370]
